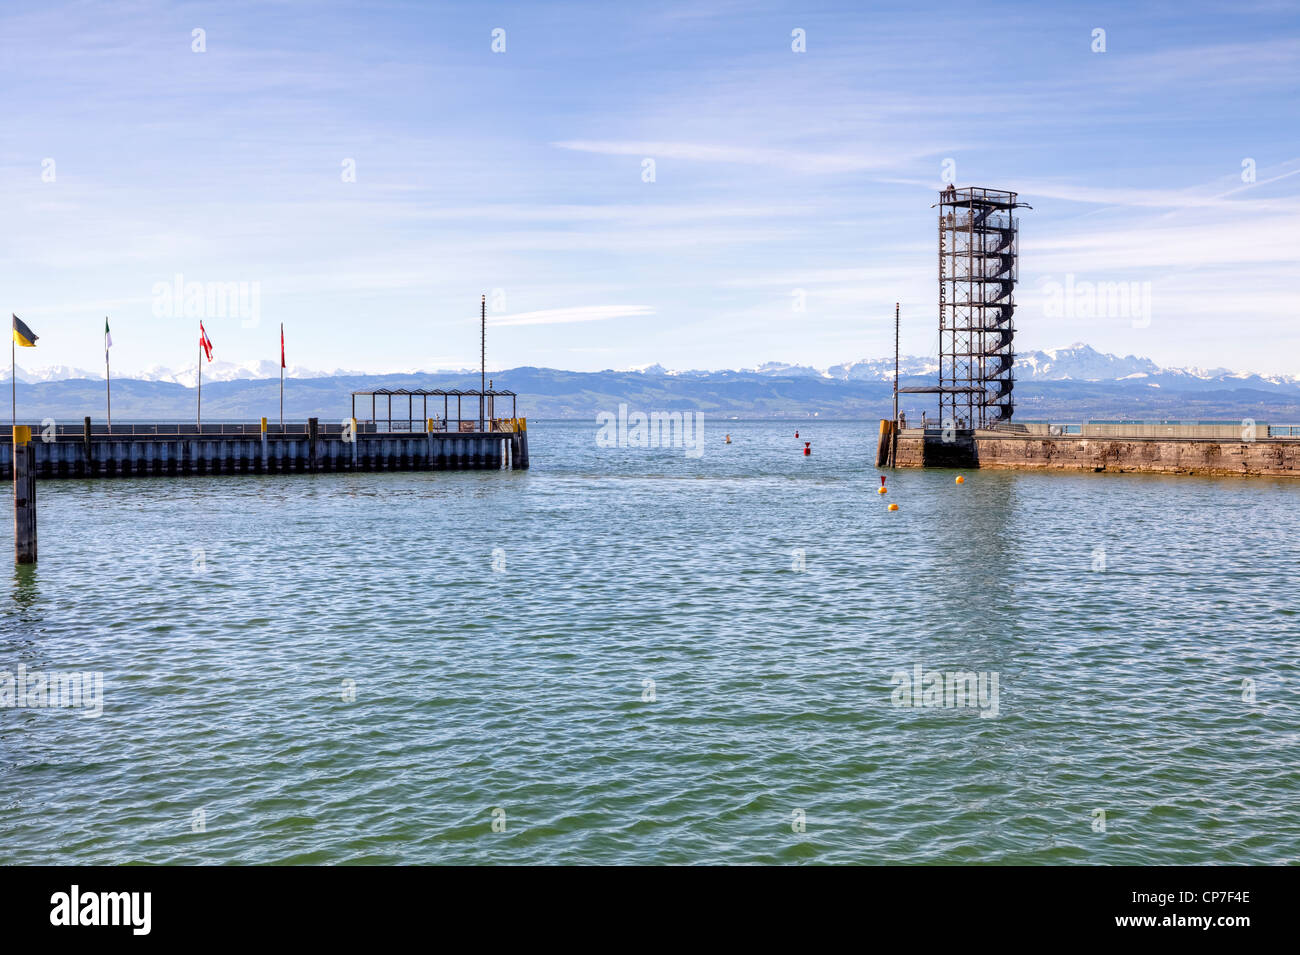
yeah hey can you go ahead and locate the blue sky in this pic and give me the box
[2,0,1297,376]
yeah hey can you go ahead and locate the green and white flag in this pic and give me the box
[104,317,112,361]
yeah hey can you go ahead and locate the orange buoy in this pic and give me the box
[877,486,887,495]
[888,503,899,511]
[955,475,965,484]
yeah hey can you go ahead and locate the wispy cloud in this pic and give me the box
[490,305,655,327]
[552,140,938,174]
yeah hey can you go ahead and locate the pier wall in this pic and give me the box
[893,430,1300,477]
[0,425,529,479]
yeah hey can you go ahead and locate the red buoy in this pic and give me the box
[803,442,811,456]
[795,430,799,439]
[880,475,887,487]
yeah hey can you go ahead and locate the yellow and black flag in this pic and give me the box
[12,314,37,347]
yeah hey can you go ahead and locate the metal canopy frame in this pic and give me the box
[348,388,518,433]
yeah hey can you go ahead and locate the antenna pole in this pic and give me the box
[480,294,486,431]
[893,301,900,424]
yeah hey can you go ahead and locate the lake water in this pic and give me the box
[2,420,1298,864]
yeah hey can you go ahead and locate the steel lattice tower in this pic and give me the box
[935,186,1030,428]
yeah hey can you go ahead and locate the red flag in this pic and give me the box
[199,322,214,362]
[280,323,285,369]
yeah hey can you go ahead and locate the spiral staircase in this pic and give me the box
[934,186,1031,428]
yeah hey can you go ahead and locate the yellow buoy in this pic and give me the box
[955,475,965,484]
[888,503,899,511]
[877,486,888,495]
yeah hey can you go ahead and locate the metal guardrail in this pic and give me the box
[985,421,1300,438]
[13,422,313,437]
[3,418,527,440]
[986,422,1081,435]
[940,213,1019,233]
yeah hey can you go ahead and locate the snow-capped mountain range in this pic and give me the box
[0,360,471,386]
[626,344,1300,388]
[0,344,1295,388]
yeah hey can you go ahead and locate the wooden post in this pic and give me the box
[82,416,92,477]
[260,416,268,471]
[13,426,36,563]
[308,417,319,471]
[351,417,359,469]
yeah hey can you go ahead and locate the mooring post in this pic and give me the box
[515,417,529,470]
[308,417,319,471]
[82,416,92,477]
[876,418,894,468]
[13,426,36,564]
[260,416,268,472]
[351,417,360,469]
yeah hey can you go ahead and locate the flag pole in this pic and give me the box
[480,293,486,431]
[279,322,284,430]
[11,333,15,429]
[197,324,202,429]
[106,317,112,433]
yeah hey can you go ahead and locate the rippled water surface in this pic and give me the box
[2,420,1298,864]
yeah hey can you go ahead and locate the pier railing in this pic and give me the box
[981,420,1300,439]
[7,418,527,439]
[7,422,321,437]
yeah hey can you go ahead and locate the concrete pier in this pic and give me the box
[892,426,1300,477]
[0,418,530,480]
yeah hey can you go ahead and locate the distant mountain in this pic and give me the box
[132,361,373,386]
[8,344,1300,422]
[827,356,940,381]
[0,364,101,384]
[821,343,1299,387]
[8,342,1296,388]
[0,360,471,386]
[611,342,1298,389]
[1013,343,1161,382]
[750,361,826,378]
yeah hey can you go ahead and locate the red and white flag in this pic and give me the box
[199,322,214,362]
[280,323,285,369]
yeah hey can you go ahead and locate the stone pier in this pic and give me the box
[891,427,1300,477]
